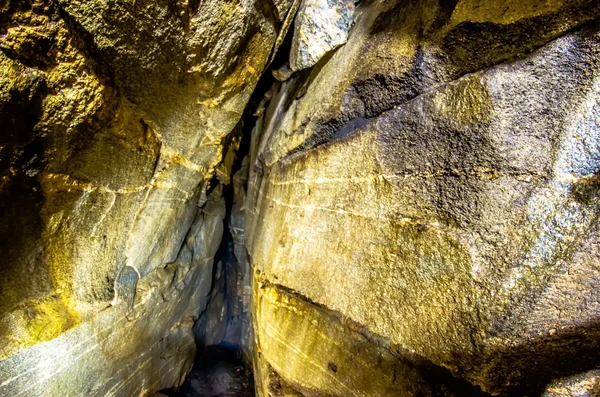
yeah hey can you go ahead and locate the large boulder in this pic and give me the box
[246,0,600,395]
[0,0,295,395]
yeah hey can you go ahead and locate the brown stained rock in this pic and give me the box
[255,0,600,168]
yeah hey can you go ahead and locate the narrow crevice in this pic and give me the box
[163,8,600,397]
[160,57,277,396]
[162,345,254,397]
[161,145,252,397]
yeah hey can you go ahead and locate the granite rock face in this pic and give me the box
[246,0,600,395]
[542,370,600,397]
[289,0,355,72]
[0,0,297,395]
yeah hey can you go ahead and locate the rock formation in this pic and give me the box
[246,0,600,396]
[289,0,355,72]
[1,0,600,396]
[0,0,296,395]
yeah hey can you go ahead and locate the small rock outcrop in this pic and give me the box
[289,0,355,72]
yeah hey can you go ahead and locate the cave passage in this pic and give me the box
[161,345,254,397]
[2,1,600,396]
[158,69,269,396]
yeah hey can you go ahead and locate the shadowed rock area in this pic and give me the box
[161,345,255,397]
[1,0,600,396]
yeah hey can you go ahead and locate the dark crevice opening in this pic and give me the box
[161,48,279,396]
[162,345,254,397]
[161,138,252,397]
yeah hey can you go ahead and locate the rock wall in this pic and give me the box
[0,0,297,395]
[246,0,600,395]
[3,0,600,396]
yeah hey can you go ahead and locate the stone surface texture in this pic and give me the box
[0,0,297,395]
[229,157,254,360]
[542,370,600,397]
[246,0,600,396]
[4,0,600,396]
[289,0,355,72]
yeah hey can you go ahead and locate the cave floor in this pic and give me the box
[162,346,255,397]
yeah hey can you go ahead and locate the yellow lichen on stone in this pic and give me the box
[0,295,80,360]
[432,74,492,126]
[25,296,80,344]
[451,0,564,25]
[248,128,481,376]
[254,285,431,397]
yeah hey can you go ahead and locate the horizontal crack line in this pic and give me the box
[41,172,193,199]
[161,146,209,174]
[256,189,459,236]
[267,168,595,187]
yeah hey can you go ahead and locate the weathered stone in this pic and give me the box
[113,265,139,309]
[3,0,600,395]
[272,64,294,82]
[289,0,355,72]
[258,0,600,167]
[0,258,199,396]
[230,158,253,360]
[0,0,285,394]
[246,1,600,395]
[543,370,600,397]
[197,260,229,347]
[252,285,472,397]
[0,180,226,396]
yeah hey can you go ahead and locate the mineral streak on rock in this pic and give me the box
[290,0,355,72]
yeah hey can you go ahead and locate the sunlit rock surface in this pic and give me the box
[246,0,600,395]
[0,0,297,395]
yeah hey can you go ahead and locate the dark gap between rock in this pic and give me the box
[159,58,278,397]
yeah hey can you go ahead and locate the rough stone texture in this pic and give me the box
[230,157,254,360]
[197,165,252,354]
[246,0,600,395]
[289,0,355,72]
[543,370,600,397]
[252,285,487,397]
[0,185,224,396]
[4,0,600,395]
[0,0,296,395]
